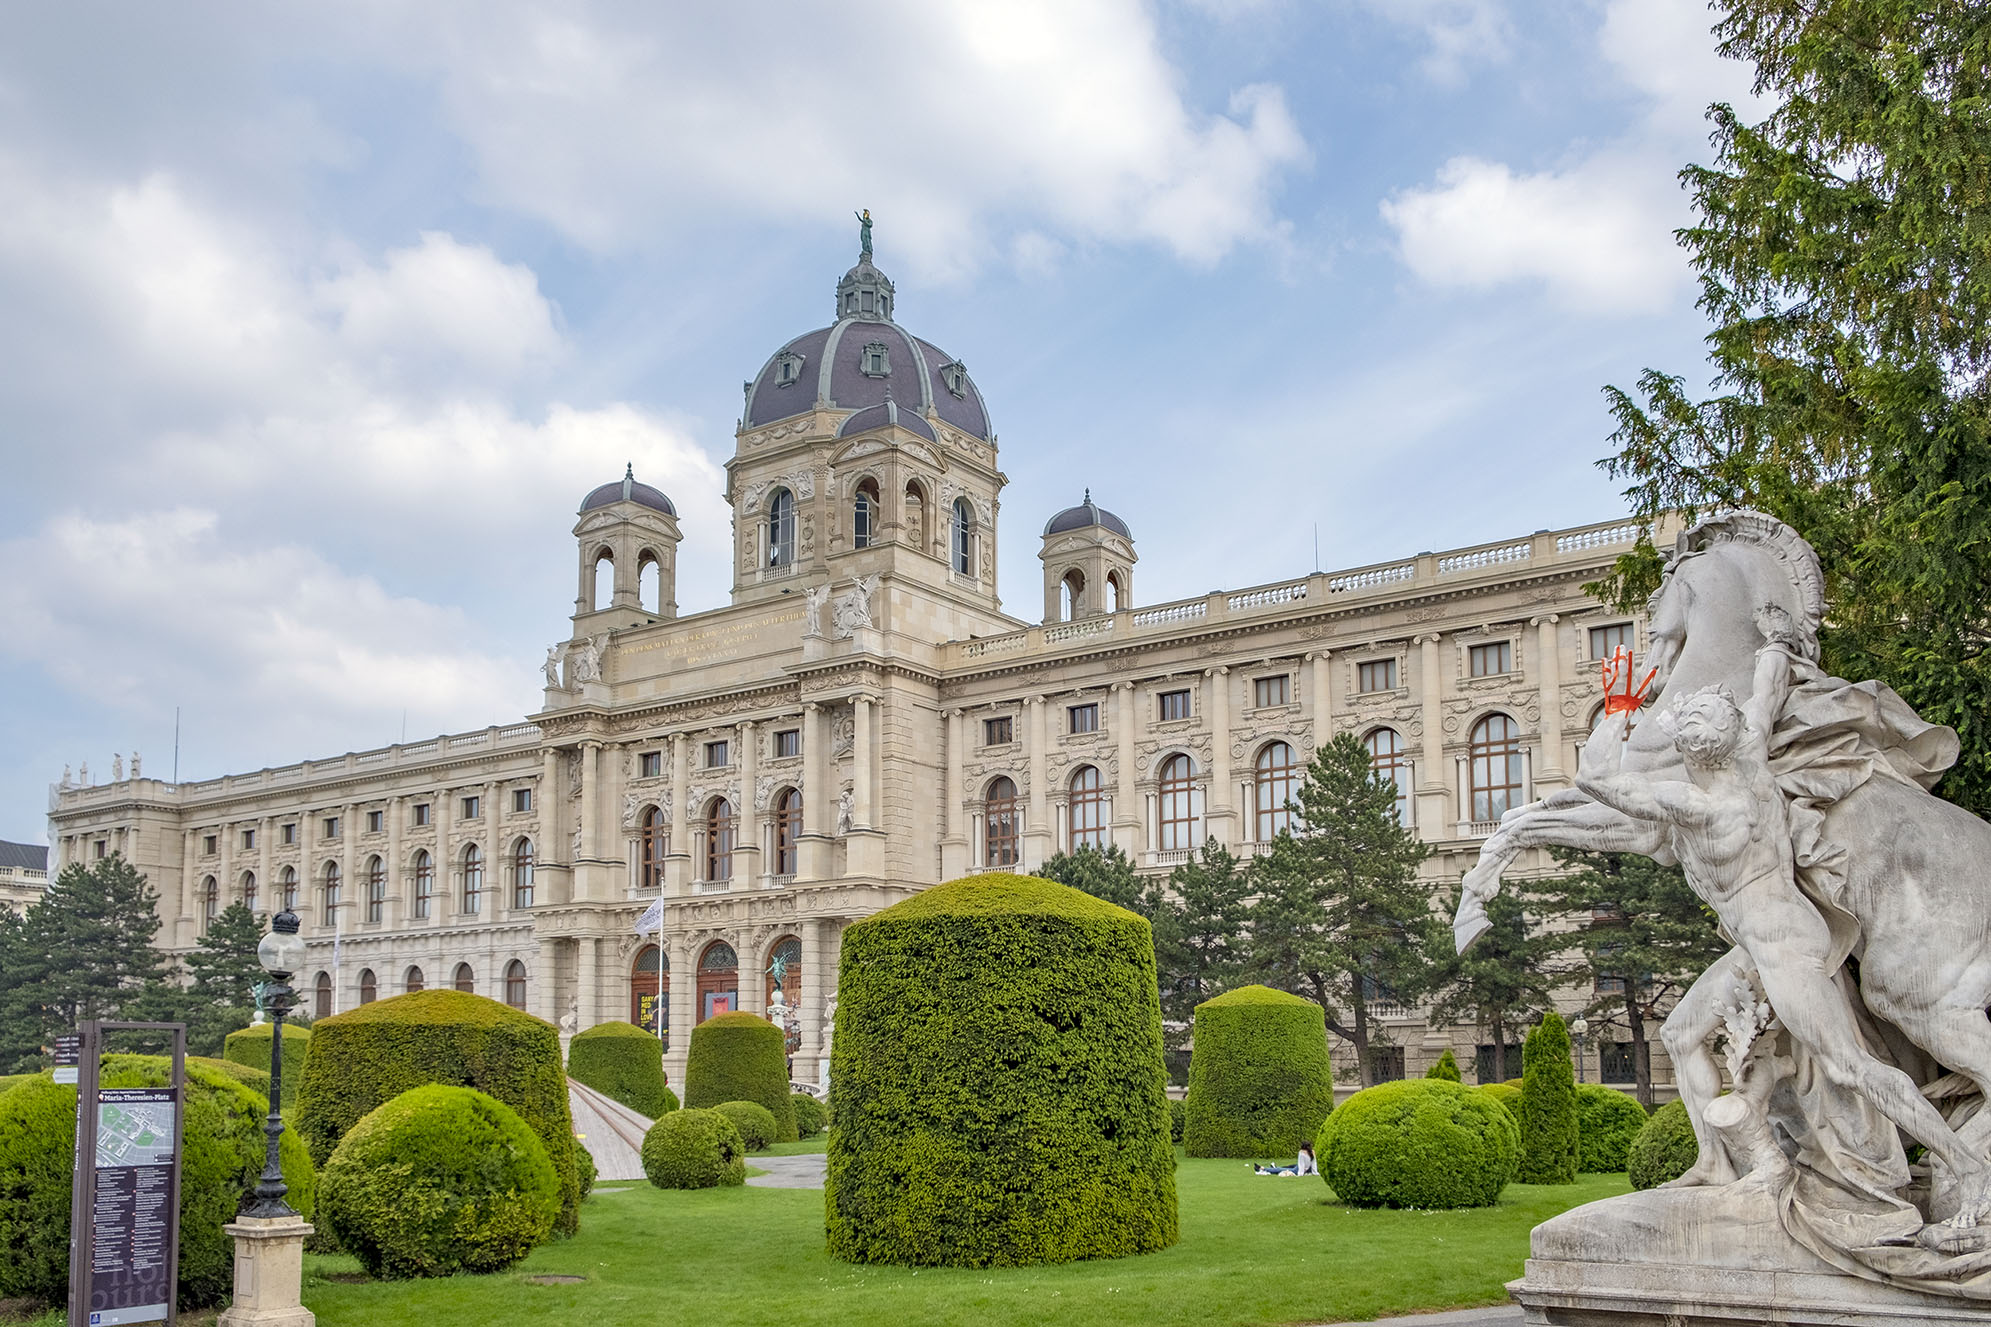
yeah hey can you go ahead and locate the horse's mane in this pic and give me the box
[1666,509,1825,662]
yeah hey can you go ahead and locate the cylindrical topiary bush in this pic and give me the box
[1426,1049,1463,1081]
[1318,1078,1520,1210]
[642,1107,747,1189]
[293,989,580,1234]
[1629,1099,1698,1190]
[568,1020,673,1119]
[1576,1084,1649,1173]
[319,1084,559,1279]
[1519,1012,1579,1184]
[683,1013,797,1143]
[0,1057,314,1309]
[1181,985,1335,1159]
[223,1022,311,1106]
[792,1092,826,1138]
[826,872,1178,1267]
[714,1100,778,1151]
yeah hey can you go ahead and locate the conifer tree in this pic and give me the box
[1034,843,1144,912]
[1426,882,1560,1083]
[182,902,268,1054]
[1519,1011,1579,1185]
[1148,839,1254,1039]
[1426,1048,1463,1081]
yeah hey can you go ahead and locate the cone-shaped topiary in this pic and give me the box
[0,1057,314,1309]
[792,1092,826,1138]
[1182,985,1335,1158]
[293,989,580,1233]
[319,1084,559,1279]
[683,1013,797,1142]
[1519,1011,1579,1184]
[223,1022,311,1106]
[568,1020,672,1119]
[642,1107,747,1189]
[1629,1099,1698,1190]
[826,872,1178,1267]
[714,1100,778,1150]
[1318,1078,1520,1209]
[1426,1049,1463,1081]
[1576,1083,1649,1172]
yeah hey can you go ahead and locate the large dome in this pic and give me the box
[742,251,992,441]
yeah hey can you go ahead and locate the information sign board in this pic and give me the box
[67,1022,184,1327]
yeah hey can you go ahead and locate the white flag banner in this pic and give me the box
[633,895,665,936]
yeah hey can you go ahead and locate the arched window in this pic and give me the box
[462,843,483,915]
[504,959,528,1010]
[638,550,662,613]
[1060,569,1085,621]
[279,865,297,913]
[1254,742,1298,841]
[241,871,257,913]
[640,807,667,891]
[365,855,385,923]
[773,788,802,876]
[314,971,332,1019]
[358,968,377,1005]
[631,944,667,1034]
[453,962,475,993]
[511,838,535,909]
[697,941,739,1022]
[1158,754,1198,851]
[853,479,879,549]
[1068,766,1106,850]
[704,798,736,882]
[201,876,218,929]
[1469,713,1524,822]
[767,488,795,567]
[404,965,425,994]
[984,776,1020,867]
[1105,572,1123,613]
[951,497,974,575]
[321,862,340,925]
[1364,727,1410,823]
[905,480,928,551]
[592,548,614,611]
[412,850,434,919]
[767,936,803,1053]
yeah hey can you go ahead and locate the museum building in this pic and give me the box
[46,245,1668,1090]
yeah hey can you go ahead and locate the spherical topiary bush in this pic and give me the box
[576,1138,598,1201]
[826,873,1178,1267]
[567,1020,673,1119]
[1318,1078,1520,1210]
[1577,1084,1650,1173]
[0,1058,314,1309]
[1629,1100,1698,1190]
[642,1108,746,1189]
[1169,1098,1186,1143]
[294,989,580,1234]
[792,1092,826,1138]
[223,1022,311,1106]
[1519,1012,1579,1185]
[683,1013,797,1142]
[320,1085,558,1279]
[1182,985,1335,1159]
[715,1100,778,1151]
[1479,1082,1522,1117]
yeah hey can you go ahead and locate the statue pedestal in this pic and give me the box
[1513,1186,1980,1325]
[218,1216,315,1327]
[576,681,612,705]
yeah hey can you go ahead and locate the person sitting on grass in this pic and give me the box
[1254,1142,1317,1177]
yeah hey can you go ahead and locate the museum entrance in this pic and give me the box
[765,935,802,1056]
[631,944,669,1048]
[697,940,738,1023]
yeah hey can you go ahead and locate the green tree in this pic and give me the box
[1249,732,1436,1087]
[1426,883,1559,1084]
[1519,1011,1579,1185]
[182,903,268,1055]
[1033,843,1143,912]
[1425,1048,1462,1082]
[1536,848,1728,1109]
[1595,1,1991,816]
[1149,839,1254,1041]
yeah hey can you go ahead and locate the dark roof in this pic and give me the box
[836,399,936,442]
[1043,493,1132,539]
[579,464,677,517]
[0,840,47,872]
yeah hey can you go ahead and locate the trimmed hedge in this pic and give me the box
[715,1100,778,1151]
[1426,1049,1462,1081]
[1479,1082,1522,1117]
[191,1054,270,1100]
[1518,1012,1578,1185]
[1629,1100,1698,1190]
[1318,1078,1520,1210]
[223,1022,311,1106]
[0,1074,36,1097]
[568,1021,673,1119]
[826,873,1178,1267]
[293,989,580,1234]
[320,1085,558,1279]
[0,1057,314,1309]
[643,1108,746,1189]
[792,1092,826,1138]
[1169,1097,1186,1143]
[1576,1084,1649,1173]
[684,1013,797,1143]
[576,1139,597,1200]
[1181,985,1335,1159]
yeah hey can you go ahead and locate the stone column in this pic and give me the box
[940,708,967,877]
[433,788,451,923]
[217,824,234,929]
[1308,650,1333,745]
[576,936,599,1030]
[737,720,760,882]
[178,829,197,946]
[338,803,354,928]
[665,733,691,892]
[535,937,561,1026]
[665,931,693,1079]
[384,798,402,926]
[739,930,765,1017]
[577,742,600,898]
[258,817,274,917]
[1112,682,1139,855]
[1533,614,1566,788]
[798,916,826,1062]
[540,748,567,905]
[1416,633,1449,831]
[799,704,830,879]
[852,697,874,829]
[1023,695,1050,869]
[1206,666,1233,844]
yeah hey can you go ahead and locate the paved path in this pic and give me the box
[748,1153,828,1188]
[567,1078,653,1182]
[1310,1309,1520,1326]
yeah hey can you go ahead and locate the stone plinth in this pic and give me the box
[218,1215,315,1327]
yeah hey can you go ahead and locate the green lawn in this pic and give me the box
[295,1162,1627,1327]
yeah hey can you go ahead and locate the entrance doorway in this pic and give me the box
[697,940,738,1023]
[631,944,669,1048]
[765,936,802,1056]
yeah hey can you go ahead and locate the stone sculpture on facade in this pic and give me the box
[129,751,140,779]
[836,785,855,836]
[803,582,832,637]
[543,643,567,689]
[1457,510,1991,1313]
[830,574,879,640]
[112,754,123,782]
[569,634,609,685]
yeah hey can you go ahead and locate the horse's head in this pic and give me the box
[1644,511,1822,699]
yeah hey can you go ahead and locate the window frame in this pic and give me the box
[704,798,737,882]
[1468,639,1515,678]
[1253,741,1298,841]
[462,843,483,916]
[951,498,973,575]
[511,838,535,909]
[1157,689,1192,723]
[1589,622,1635,661]
[983,715,1014,747]
[638,751,663,778]
[1067,765,1106,850]
[504,959,528,1011]
[774,788,802,876]
[640,807,668,892]
[767,488,796,568]
[773,729,800,759]
[1468,713,1525,821]
[364,855,385,923]
[984,776,1020,867]
[705,739,730,769]
[413,850,434,919]
[512,787,533,814]
[1157,754,1198,851]
[1252,674,1292,709]
[1067,702,1099,734]
[1364,726,1411,823]
[1357,657,1399,694]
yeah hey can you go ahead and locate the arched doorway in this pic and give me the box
[631,943,670,1047]
[697,940,738,1023]
[765,936,802,1057]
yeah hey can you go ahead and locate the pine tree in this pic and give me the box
[1033,843,1144,912]
[1426,882,1560,1083]
[1249,731,1436,1087]
[1519,1011,1579,1185]
[1148,838,1254,1041]
[1426,1048,1462,1081]
[182,902,268,1054]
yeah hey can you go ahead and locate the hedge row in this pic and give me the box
[1181,985,1335,1159]
[567,1021,673,1119]
[684,1013,797,1142]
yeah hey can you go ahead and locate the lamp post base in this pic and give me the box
[218,1215,315,1327]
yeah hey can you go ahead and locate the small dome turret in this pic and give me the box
[581,463,676,517]
[1043,491,1131,539]
[1039,490,1136,624]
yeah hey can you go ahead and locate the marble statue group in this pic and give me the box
[1458,511,1991,1302]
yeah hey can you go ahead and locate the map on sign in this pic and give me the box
[96,1100,175,1168]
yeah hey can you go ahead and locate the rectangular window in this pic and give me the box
[412,803,430,827]
[705,740,730,768]
[1068,703,1099,734]
[639,751,663,778]
[281,823,296,845]
[1253,674,1291,708]
[512,788,532,813]
[241,829,256,851]
[1358,658,1398,693]
[323,817,340,840]
[1601,1042,1637,1085]
[983,716,1013,746]
[365,810,383,834]
[461,796,480,820]
[1469,641,1513,677]
[95,840,108,859]
[1590,622,1634,660]
[774,729,800,759]
[1157,689,1192,722]
[1367,1045,1406,1084]
[1475,1043,1526,1084]
[203,834,218,855]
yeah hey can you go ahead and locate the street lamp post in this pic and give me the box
[1571,1016,1590,1085]
[244,908,305,1218]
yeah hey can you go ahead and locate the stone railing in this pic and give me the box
[1132,601,1207,628]
[1438,540,1532,574]
[1043,617,1115,645]
[1227,580,1308,612]
[1329,562,1415,593]
[1556,522,1641,553]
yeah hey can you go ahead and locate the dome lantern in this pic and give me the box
[1039,491,1136,624]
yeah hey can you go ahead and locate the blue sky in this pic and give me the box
[0,1,1759,844]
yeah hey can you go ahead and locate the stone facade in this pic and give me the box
[0,839,48,913]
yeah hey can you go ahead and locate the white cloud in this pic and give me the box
[1352,0,1511,85]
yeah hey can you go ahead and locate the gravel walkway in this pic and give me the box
[747,1153,828,1188]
